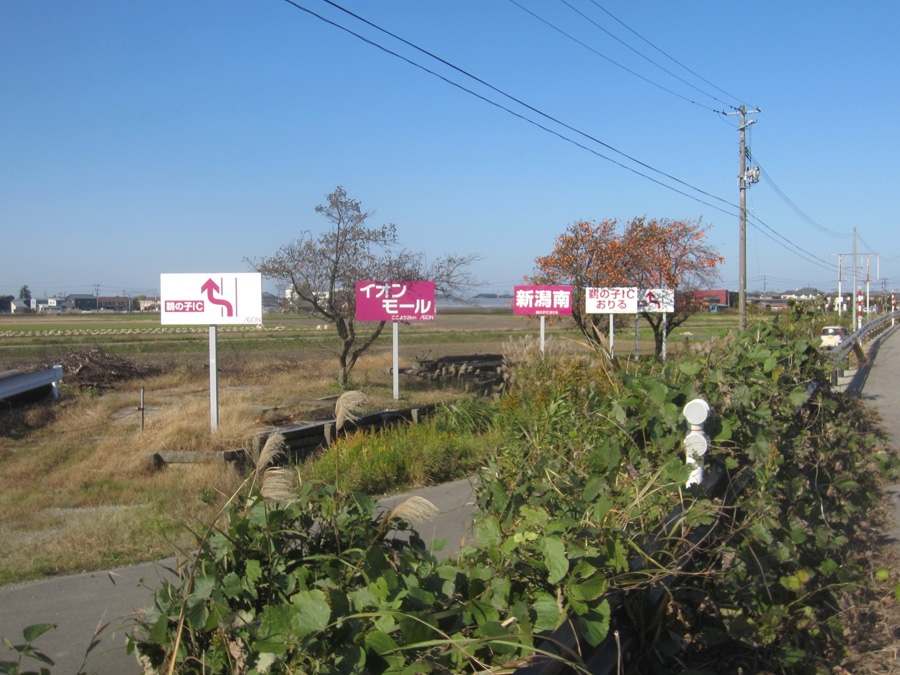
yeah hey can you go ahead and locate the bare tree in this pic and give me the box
[249,187,479,386]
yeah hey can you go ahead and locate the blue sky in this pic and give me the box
[2,1,897,300]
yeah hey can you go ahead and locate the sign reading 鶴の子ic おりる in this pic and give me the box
[160,273,263,325]
[513,285,573,315]
[355,281,436,322]
[585,286,638,314]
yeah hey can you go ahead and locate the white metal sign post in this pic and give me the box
[160,273,263,431]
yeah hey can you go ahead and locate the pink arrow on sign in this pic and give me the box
[201,279,234,316]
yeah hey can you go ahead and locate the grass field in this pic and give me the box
[0,309,743,584]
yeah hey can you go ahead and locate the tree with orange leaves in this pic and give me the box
[530,217,722,357]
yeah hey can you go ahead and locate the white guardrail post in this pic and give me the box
[683,398,710,487]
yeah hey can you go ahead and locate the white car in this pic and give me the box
[819,326,846,348]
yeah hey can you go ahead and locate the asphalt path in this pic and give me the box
[850,324,900,545]
[0,477,478,675]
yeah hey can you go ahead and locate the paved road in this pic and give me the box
[850,324,900,544]
[0,478,478,675]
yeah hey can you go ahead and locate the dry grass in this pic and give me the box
[0,342,473,585]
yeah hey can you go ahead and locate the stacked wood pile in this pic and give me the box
[401,354,508,395]
[44,348,161,392]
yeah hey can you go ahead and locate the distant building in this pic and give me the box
[694,289,734,310]
[66,294,97,312]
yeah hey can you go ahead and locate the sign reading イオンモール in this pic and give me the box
[355,281,435,322]
[160,273,263,325]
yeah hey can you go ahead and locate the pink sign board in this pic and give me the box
[585,286,638,314]
[356,281,436,322]
[513,285,573,315]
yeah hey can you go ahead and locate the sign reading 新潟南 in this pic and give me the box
[585,287,638,314]
[160,273,263,325]
[356,281,436,322]
[513,285,573,315]
[637,288,675,313]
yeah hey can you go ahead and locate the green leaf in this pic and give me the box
[788,385,810,407]
[21,624,55,644]
[292,589,332,636]
[532,592,563,632]
[244,558,262,585]
[679,361,702,376]
[576,601,611,646]
[714,419,732,441]
[540,536,568,585]
[476,516,502,551]
[184,595,209,631]
[148,615,169,645]
[567,574,608,603]
[365,630,400,656]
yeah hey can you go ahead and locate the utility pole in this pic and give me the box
[852,228,858,331]
[726,105,760,330]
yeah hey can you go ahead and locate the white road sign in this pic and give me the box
[585,287,638,314]
[160,273,262,325]
[638,288,675,313]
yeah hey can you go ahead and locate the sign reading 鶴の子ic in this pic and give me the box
[513,285,573,315]
[356,281,436,322]
[637,288,676,313]
[585,286,638,314]
[160,273,263,325]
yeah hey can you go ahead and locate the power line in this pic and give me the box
[554,0,739,110]
[746,150,849,238]
[507,0,725,112]
[587,0,750,108]
[282,0,738,215]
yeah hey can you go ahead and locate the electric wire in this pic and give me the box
[587,0,748,108]
[507,0,724,112]
[746,150,849,238]
[552,0,739,111]
[283,0,738,215]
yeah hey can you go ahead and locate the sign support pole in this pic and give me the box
[634,313,640,359]
[540,316,546,355]
[609,314,614,358]
[392,320,400,400]
[209,325,219,431]
[662,313,668,362]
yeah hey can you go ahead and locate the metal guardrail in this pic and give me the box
[826,312,899,388]
[827,311,899,363]
[0,365,63,402]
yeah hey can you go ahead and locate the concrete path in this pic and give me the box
[0,477,478,675]
[851,324,900,545]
